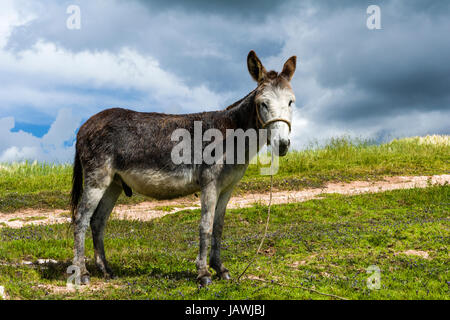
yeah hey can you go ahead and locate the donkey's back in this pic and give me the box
[75,107,204,199]
[77,107,187,170]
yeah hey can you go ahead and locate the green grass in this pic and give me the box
[0,185,448,300]
[0,136,448,213]
[241,135,450,193]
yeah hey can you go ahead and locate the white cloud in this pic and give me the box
[0,108,81,163]
[0,2,228,162]
[290,107,450,150]
[0,0,36,48]
[0,40,225,115]
[1,0,448,162]
[290,108,355,150]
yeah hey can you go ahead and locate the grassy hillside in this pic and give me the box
[0,135,448,212]
[0,184,448,299]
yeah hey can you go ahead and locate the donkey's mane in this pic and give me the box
[265,70,279,79]
[225,89,256,110]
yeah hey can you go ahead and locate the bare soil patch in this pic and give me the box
[395,250,431,259]
[33,281,123,295]
[1,174,448,229]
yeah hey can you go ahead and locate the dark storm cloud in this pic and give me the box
[292,0,450,16]
[132,0,285,19]
[278,0,450,141]
[4,0,450,146]
[7,0,286,98]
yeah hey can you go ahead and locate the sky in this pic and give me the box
[0,0,449,163]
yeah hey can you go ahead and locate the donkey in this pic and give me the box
[70,50,296,286]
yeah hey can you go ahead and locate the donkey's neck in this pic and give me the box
[225,89,258,131]
[222,89,267,163]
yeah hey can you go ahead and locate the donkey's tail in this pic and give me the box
[70,150,83,222]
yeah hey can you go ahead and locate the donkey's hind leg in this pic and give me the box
[90,179,122,279]
[73,172,112,285]
[196,183,219,287]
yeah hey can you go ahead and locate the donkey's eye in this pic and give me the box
[289,100,293,107]
[261,102,268,109]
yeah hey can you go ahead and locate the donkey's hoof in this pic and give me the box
[198,276,212,287]
[104,272,117,280]
[80,274,90,285]
[220,271,231,280]
[103,267,117,280]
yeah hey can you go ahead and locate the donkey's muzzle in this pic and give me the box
[272,139,291,157]
[276,138,290,156]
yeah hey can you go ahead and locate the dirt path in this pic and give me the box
[1,174,448,229]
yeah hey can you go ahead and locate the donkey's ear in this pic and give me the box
[247,50,267,83]
[281,56,297,81]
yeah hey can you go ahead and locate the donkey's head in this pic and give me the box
[247,50,296,156]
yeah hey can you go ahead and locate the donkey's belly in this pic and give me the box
[117,168,200,200]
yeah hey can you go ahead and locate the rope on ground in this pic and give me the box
[248,278,349,300]
[237,152,275,282]
[235,152,349,301]
[236,174,273,282]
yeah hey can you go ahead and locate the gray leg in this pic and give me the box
[210,188,233,280]
[73,173,112,284]
[196,183,218,287]
[90,181,122,279]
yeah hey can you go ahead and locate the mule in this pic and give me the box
[70,50,297,286]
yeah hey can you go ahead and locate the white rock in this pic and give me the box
[36,259,58,264]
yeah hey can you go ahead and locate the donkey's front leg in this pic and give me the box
[210,188,233,280]
[196,183,218,287]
